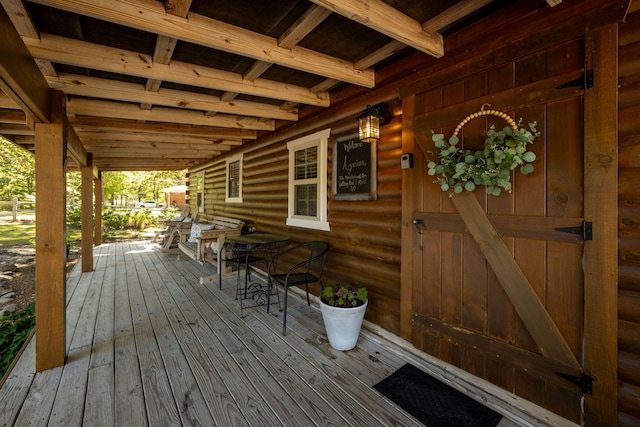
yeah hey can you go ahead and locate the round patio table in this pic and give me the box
[222,233,290,316]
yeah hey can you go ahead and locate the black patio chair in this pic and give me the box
[266,241,329,335]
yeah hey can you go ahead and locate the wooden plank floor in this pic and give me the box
[0,240,524,426]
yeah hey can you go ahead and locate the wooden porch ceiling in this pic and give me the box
[0,0,557,171]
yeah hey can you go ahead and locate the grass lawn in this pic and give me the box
[0,222,158,248]
[0,223,36,246]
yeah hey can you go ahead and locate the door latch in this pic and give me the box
[413,219,423,234]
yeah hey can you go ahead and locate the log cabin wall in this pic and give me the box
[618,5,640,427]
[186,95,404,333]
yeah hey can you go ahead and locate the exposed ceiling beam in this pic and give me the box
[0,91,21,109]
[65,98,275,130]
[141,0,193,110]
[29,0,375,87]
[91,158,200,171]
[66,120,87,167]
[0,0,39,38]
[68,116,257,140]
[0,6,51,123]
[311,0,495,92]
[422,0,494,32]
[309,0,444,57]
[76,131,237,147]
[82,140,230,152]
[24,33,330,107]
[0,108,27,124]
[0,123,33,135]
[47,73,298,121]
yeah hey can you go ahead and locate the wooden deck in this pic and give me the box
[0,240,526,426]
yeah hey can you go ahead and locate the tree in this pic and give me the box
[0,137,35,200]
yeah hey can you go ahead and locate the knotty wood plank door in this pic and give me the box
[409,39,594,423]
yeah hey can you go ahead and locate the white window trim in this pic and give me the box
[225,153,243,203]
[286,128,330,232]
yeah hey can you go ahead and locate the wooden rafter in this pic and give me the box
[68,117,257,140]
[24,33,330,107]
[65,98,275,131]
[0,6,51,123]
[309,0,444,57]
[141,0,193,111]
[28,0,375,87]
[47,73,298,121]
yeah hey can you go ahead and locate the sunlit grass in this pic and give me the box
[0,223,35,246]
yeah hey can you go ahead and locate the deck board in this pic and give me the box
[0,240,521,426]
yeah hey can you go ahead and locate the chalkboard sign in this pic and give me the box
[331,137,377,200]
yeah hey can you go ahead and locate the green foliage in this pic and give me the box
[321,282,368,308]
[0,303,36,379]
[66,204,83,228]
[428,121,539,196]
[101,170,185,206]
[0,137,35,200]
[102,207,159,231]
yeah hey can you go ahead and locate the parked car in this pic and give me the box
[139,200,163,208]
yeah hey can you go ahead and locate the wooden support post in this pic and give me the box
[94,171,102,246]
[81,153,94,272]
[35,90,66,371]
[583,24,619,427]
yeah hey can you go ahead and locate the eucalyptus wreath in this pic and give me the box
[428,119,539,196]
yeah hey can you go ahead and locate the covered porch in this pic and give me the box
[0,240,568,426]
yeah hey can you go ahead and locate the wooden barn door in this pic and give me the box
[408,39,595,423]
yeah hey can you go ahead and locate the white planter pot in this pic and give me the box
[320,299,368,351]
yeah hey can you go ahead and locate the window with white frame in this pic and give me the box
[225,154,243,203]
[286,129,330,231]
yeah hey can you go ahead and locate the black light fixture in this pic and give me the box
[358,102,391,143]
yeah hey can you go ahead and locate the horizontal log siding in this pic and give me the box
[188,99,404,334]
[618,8,640,427]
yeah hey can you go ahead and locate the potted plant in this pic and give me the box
[320,282,368,351]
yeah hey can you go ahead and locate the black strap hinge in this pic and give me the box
[556,70,594,90]
[555,221,592,241]
[556,372,593,394]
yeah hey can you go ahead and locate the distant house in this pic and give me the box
[161,185,187,209]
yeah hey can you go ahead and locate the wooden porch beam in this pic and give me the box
[309,0,443,57]
[65,98,275,131]
[46,73,298,121]
[68,116,257,140]
[27,0,374,87]
[66,121,87,167]
[34,90,67,372]
[24,33,330,107]
[0,6,51,123]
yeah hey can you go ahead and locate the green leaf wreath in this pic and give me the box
[428,116,539,196]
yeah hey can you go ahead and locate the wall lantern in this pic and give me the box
[358,102,391,143]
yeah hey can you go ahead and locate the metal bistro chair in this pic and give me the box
[267,241,329,335]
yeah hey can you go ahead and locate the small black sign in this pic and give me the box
[331,138,377,200]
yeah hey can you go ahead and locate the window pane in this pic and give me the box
[228,160,240,198]
[294,183,317,216]
[294,147,317,180]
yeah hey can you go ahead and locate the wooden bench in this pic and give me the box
[177,216,245,282]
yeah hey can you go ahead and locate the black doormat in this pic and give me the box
[373,363,503,427]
